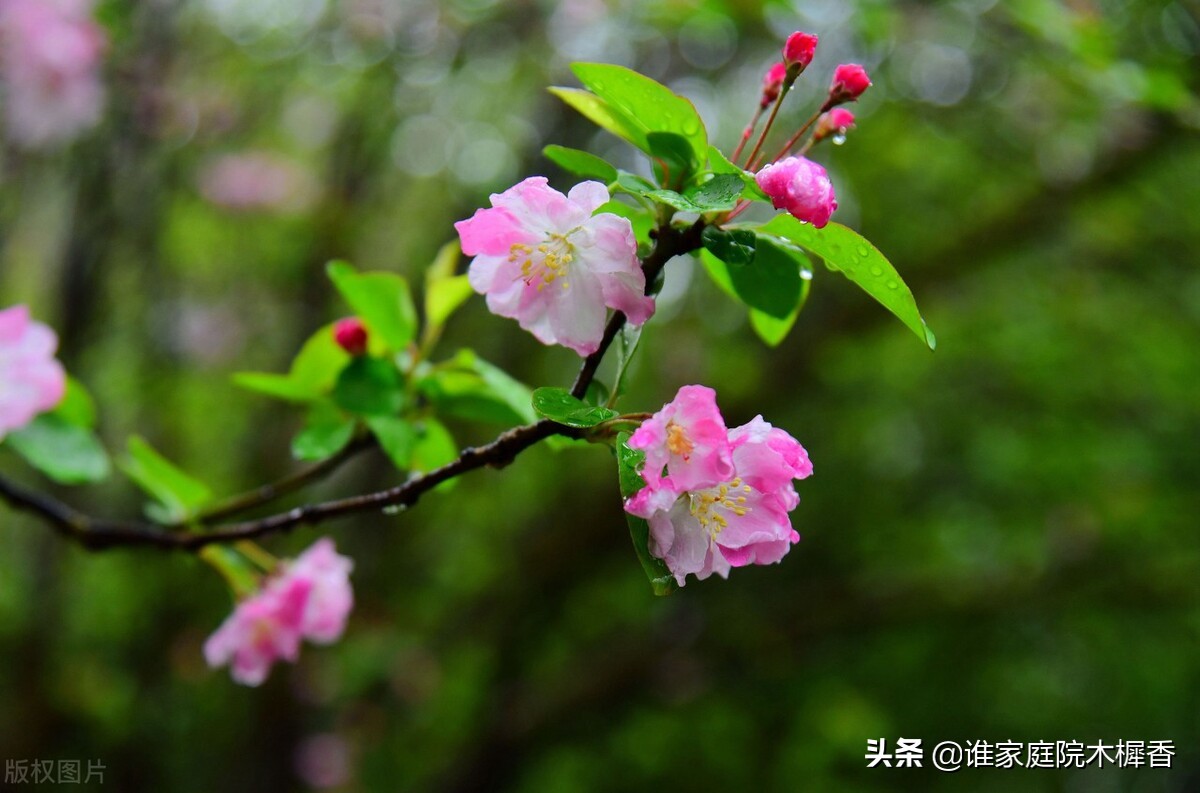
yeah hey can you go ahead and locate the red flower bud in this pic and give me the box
[829,63,871,104]
[760,62,787,108]
[333,317,368,356]
[783,31,818,69]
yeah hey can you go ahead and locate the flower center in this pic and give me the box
[689,477,752,537]
[509,231,575,291]
[666,422,694,458]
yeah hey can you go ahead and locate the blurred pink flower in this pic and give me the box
[0,0,106,148]
[760,61,787,108]
[626,410,812,587]
[626,385,733,493]
[205,538,354,686]
[0,305,66,440]
[455,177,654,356]
[198,152,318,214]
[755,156,838,228]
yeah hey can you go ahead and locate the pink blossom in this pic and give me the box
[760,62,787,108]
[783,31,818,70]
[198,152,318,214]
[815,108,855,142]
[0,305,66,441]
[626,414,812,586]
[755,156,838,228]
[205,538,354,686]
[0,0,106,149]
[333,317,368,356]
[829,63,872,104]
[454,177,654,356]
[626,385,734,494]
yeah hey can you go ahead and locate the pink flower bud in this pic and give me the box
[783,31,818,69]
[829,63,871,104]
[755,156,838,229]
[333,317,368,356]
[760,61,787,108]
[814,108,855,142]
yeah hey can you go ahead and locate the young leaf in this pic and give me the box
[708,146,770,202]
[120,436,211,523]
[332,357,405,417]
[291,401,356,461]
[543,144,619,183]
[53,377,98,428]
[5,415,110,485]
[647,131,697,187]
[412,418,457,473]
[234,323,350,403]
[365,415,416,470]
[547,87,646,152]
[531,387,617,428]
[327,261,418,352]
[759,216,936,349]
[616,432,678,596]
[685,174,743,211]
[570,63,707,161]
[424,241,473,335]
[232,372,318,403]
[421,349,537,426]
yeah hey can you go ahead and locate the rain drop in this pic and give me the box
[869,265,884,276]
[856,244,870,257]
[831,133,846,146]
[886,280,899,290]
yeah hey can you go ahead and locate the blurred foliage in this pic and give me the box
[1,0,1198,790]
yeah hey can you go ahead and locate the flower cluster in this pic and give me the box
[624,386,812,586]
[456,177,654,356]
[204,538,354,686]
[0,0,106,149]
[0,305,66,440]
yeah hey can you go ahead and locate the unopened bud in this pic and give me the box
[333,317,368,356]
[814,108,856,143]
[783,31,818,70]
[829,63,871,105]
[760,62,787,108]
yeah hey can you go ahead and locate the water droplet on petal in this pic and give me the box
[832,133,846,146]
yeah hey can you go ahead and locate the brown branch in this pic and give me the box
[0,219,707,552]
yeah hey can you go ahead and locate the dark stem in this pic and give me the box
[0,219,708,553]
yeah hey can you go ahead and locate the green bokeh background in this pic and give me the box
[1,0,1198,790]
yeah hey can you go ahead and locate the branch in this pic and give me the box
[0,220,707,552]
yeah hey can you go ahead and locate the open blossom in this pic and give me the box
[0,0,106,149]
[205,538,354,686]
[454,177,654,356]
[626,385,733,493]
[755,156,838,228]
[829,63,872,104]
[0,305,66,441]
[625,392,812,586]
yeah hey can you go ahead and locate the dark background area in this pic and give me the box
[1,0,1197,790]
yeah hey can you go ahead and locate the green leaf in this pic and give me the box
[613,171,658,196]
[291,401,356,461]
[332,357,405,417]
[708,146,770,202]
[705,236,802,319]
[643,174,743,214]
[548,87,646,152]
[616,432,678,596]
[327,260,418,352]
[702,226,757,266]
[366,415,416,470]
[120,436,211,523]
[422,349,537,426]
[760,217,936,349]
[53,377,97,428]
[543,144,619,183]
[199,546,262,599]
[424,241,473,333]
[610,324,643,403]
[234,323,350,403]
[647,131,697,187]
[5,414,110,485]
[412,418,457,473]
[749,279,810,346]
[570,63,707,161]
[531,387,618,428]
